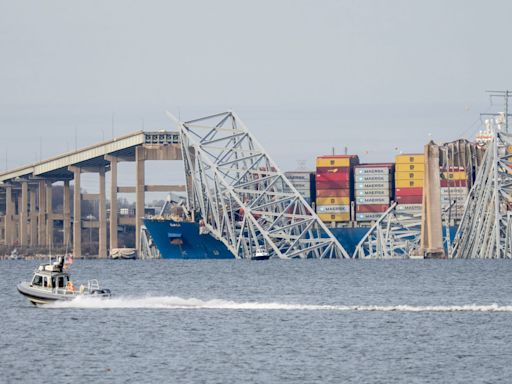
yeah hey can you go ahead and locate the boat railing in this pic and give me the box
[87,279,100,291]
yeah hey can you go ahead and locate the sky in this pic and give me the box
[0,0,511,198]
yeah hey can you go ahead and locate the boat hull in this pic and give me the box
[144,219,370,259]
[17,282,111,305]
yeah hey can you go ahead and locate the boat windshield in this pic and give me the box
[32,274,43,287]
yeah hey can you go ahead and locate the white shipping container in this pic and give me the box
[285,172,313,182]
[317,204,350,214]
[356,174,391,182]
[396,204,422,212]
[289,181,311,190]
[440,196,467,203]
[354,167,390,175]
[356,196,391,204]
[440,187,468,195]
[355,182,392,190]
[356,212,385,221]
[356,189,390,197]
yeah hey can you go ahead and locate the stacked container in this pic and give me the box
[440,166,468,221]
[315,155,359,223]
[354,163,394,222]
[395,154,424,214]
[284,171,316,205]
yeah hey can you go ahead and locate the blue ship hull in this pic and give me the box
[144,218,370,259]
[144,219,234,259]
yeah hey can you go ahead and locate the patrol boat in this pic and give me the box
[17,256,111,305]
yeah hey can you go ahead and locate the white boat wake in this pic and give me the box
[45,296,512,312]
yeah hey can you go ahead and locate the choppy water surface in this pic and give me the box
[2,260,512,383]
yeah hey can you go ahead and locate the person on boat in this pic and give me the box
[66,280,75,292]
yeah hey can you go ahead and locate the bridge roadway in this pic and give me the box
[0,131,184,257]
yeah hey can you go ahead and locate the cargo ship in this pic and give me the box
[143,153,469,259]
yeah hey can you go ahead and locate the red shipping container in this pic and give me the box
[316,172,350,182]
[316,188,351,198]
[316,167,351,175]
[395,187,423,196]
[440,179,467,187]
[396,195,423,204]
[356,204,389,213]
[316,180,351,190]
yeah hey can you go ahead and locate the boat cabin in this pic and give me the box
[31,270,70,290]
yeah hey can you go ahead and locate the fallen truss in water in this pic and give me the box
[353,203,422,259]
[450,127,512,259]
[170,111,349,259]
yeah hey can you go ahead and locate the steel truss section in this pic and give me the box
[172,111,349,259]
[353,203,422,259]
[451,128,512,259]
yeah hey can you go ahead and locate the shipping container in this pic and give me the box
[356,196,391,204]
[316,197,350,205]
[356,204,389,213]
[441,171,467,181]
[395,154,424,164]
[318,213,351,222]
[355,189,390,197]
[440,187,468,195]
[355,182,392,190]
[440,195,466,204]
[316,155,359,168]
[396,195,423,204]
[440,179,467,187]
[395,179,424,188]
[316,172,350,182]
[354,167,390,175]
[356,174,391,182]
[396,163,425,172]
[316,204,350,214]
[316,180,351,190]
[315,166,351,175]
[355,212,384,221]
[285,171,314,182]
[316,189,350,198]
[395,187,423,196]
[286,181,311,190]
[395,171,424,180]
[396,204,422,212]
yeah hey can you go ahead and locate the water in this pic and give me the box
[2,259,512,383]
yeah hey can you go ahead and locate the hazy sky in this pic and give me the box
[0,0,510,197]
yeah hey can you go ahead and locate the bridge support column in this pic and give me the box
[29,188,37,246]
[71,167,82,258]
[98,168,107,258]
[38,181,46,247]
[5,185,13,246]
[46,181,53,249]
[420,143,445,258]
[135,147,145,255]
[63,180,71,248]
[20,181,28,247]
[106,155,118,254]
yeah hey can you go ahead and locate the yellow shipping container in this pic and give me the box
[396,179,424,188]
[316,197,351,205]
[441,171,467,180]
[395,171,424,180]
[316,158,351,167]
[396,163,425,172]
[395,154,424,164]
[318,213,350,222]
